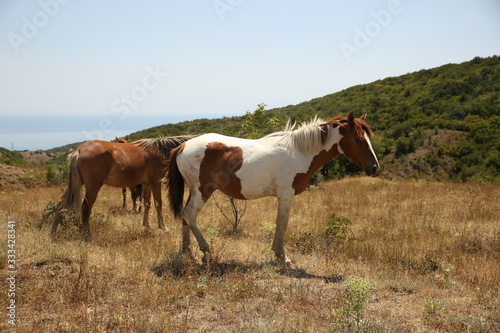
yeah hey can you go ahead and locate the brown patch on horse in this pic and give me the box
[292,144,341,195]
[199,142,245,201]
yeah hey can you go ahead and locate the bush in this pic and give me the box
[324,213,356,245]
[331,276,376,331]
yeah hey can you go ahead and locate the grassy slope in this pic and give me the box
[0,179,498,332]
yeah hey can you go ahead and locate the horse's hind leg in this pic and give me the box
[182,192,210,262]
[151,183,164,230]
[122,188,127,209]
[82,185,101,242]
[142,184,151,228]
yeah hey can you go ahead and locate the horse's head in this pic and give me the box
[335,112,379,176]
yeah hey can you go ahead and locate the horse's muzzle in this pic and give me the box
[365,163,379,176]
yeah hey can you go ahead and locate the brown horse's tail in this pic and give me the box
[57,150,83,213]
[167,144,185,218]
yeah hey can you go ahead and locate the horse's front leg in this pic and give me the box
[272,192,294,265]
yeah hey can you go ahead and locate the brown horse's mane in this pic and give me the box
[133,135,196,159]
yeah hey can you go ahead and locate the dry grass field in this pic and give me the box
[0,177,499,332]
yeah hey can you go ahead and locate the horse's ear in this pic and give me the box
[360,113,367,121]
[347,112,355,126]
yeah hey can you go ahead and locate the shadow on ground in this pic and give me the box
[151,252,342,283]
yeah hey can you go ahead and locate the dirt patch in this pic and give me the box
[20,150,52,163]
[0,163,26,189]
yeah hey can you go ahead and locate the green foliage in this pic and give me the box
[39,201,110,238]
[425,298,447,314]
[242,103,282,139]
[270,56,500,183]
[0,147,26,167]
[343,276,374,321]
[292,213,357,254]
[324,213,356,244]
[332,276,376,331]
[45,164,56,184]
[20,168,46,187]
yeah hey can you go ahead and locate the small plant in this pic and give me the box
[46,164,56,184]
[231,284,246,301]
[212,193,247,233]
[401,256,439,275]
[324,213,357,245]
[40,201,79,228]
[425,298,447,314]
[292,232,317,254]
[332,276,374,330]
[39,201,109,238]
[202,223,219,248]
[261,222,276,253]
[196,277,207,298]
[272,286,285,303]
[343,276,374,323]
[20,168,45,187]
[440,261,455,287]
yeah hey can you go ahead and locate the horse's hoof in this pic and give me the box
[201,253,213,265]
[275,255,292,268]
[157,226,168,232]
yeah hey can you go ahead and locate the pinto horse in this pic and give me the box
[167,112,379,264]
[51,136,194,241]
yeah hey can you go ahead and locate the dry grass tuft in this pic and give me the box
[0,179,499,332]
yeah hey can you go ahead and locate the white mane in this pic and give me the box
[266,116,329,154]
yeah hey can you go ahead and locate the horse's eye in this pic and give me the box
[355,138,363,144]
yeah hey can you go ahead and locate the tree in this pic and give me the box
[243,103,281,139]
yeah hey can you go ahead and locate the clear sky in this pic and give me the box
[1,0,499,119]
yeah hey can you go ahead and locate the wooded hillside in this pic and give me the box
[125,56,499,183]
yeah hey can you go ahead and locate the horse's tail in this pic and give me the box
[167,144,185,218]
[57,150,83,213]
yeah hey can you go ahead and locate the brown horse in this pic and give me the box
[52,135,194,241]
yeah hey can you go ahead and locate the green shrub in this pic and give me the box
[331,276,376,331]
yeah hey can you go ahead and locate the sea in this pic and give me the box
[0,113,212,151]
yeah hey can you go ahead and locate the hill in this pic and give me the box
[2,56,499,183]
[126,56,500,183]
[0,147,26,167]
